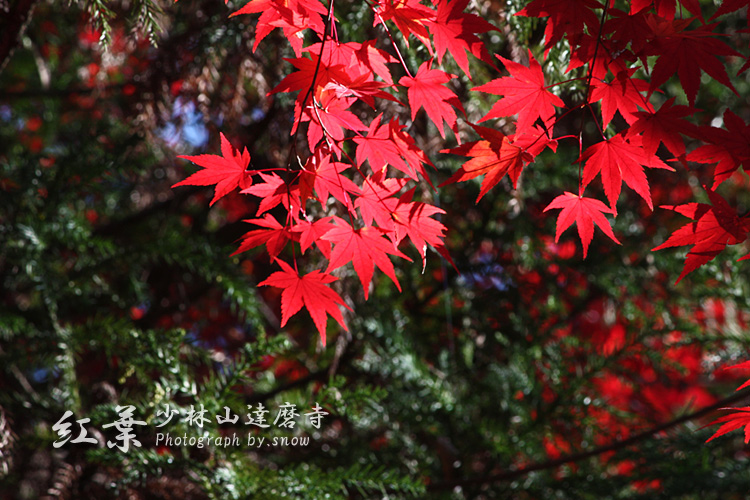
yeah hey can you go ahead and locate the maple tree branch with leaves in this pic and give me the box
[170,0,750,451]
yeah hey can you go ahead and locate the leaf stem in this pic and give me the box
[373,11,414,79]
[577,0,610,193]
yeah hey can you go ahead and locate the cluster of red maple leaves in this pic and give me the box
[171,0,750,438]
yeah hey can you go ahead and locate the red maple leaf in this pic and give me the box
[271,52,349,101]
[390,194,451,266]
[353,116,399,174]
[566,32,631,82]
[400,62,464,139]
[353,115,430,182]
[271,42,397,117]
[686,110,750,187]
[711,0,750,19]
[231,0,327,56]
[232,214,296,259]
[474,50,564,134]
[510,125,558,158]
[292,217,337,258]
[580,134,672,212]
[296,92,367,152]
[652,188,750,283]
[389,119,435,183]
[628,97,697,157]
[590,70,653,128]
[603,7,653,55]
[373,0,434,51]
[320,73,395,109]
[439,124,532,201]
[241,172,301,215]
[425,0,497,78]
[710,0,750,33]
[516,0,601,54]
[258,259,351,345]
[705,407,750,443]
[355,175,407,230]
[631,0,702,19]
[299,150,361,211]
[173,132,254,206]
[323,217,410,298]
[306,40,398,86]
[543,192,621,258]
[645,18,740,105]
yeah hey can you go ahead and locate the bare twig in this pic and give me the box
[0,0,39,75]
[427,387,750,491]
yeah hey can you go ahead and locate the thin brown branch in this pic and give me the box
[427,387,750,491]
[0,0,39,75]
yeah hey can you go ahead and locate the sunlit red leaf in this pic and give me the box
[544,192,621,258]
[400,62,464,139]
[323,217,411,298]
[653,188,750,283]
[258,260,351,345]
[474,50,564,134]
[425,0,497,78]
[173,133,254,206]
[439,124,531,201]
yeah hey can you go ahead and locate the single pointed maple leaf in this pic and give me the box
[292,217,336,258]
[603,7,653,55]
[510,125,558,158]
[400,62,464,139]
[231,0,327,56]
[580,134,673,212]
[258,259,351,345]
[353,118,393,173]
[543,192,621,258]
[272,41,397,120]
[354,115,428,182]
[686,110,750,187]
[354,40,400,85]
[628,97,698,157]
[425,0,497,78]
[304,40,399,94]
[296,92,367,152]
[653,188,750,283]
[704,407,750,443]
[474,50,564,134]
[321,73,396,109]
[355,175,407,230]
[566,32,631,82]
[590,71,653,128]
[299,150,361,211]
[516,0,601,54]
[389,119,436,184]
[439,124,531,201]
[711,0,750,20]
[710,0,750,33]
[323,217,411,298]
[173,133,254,206]
[630,0,702,19]
[646,18,740,105]
[232,214,296,259]
[390,195,450,266]
[373,0,435,51]
[240,172,301,215]
[271,53,349,101]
